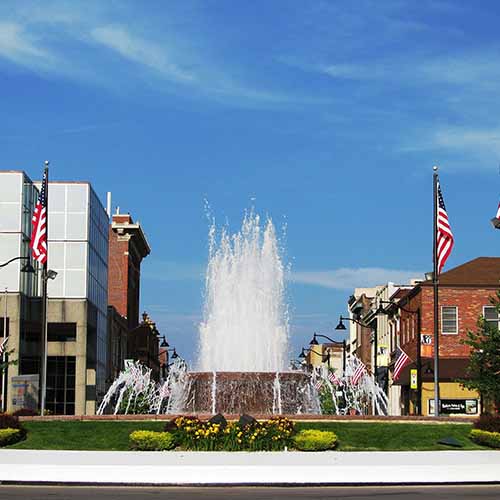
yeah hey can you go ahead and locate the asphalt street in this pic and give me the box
[0,485,499,500]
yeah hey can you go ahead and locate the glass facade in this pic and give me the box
[40,181,109,406]
[0,172,38,295]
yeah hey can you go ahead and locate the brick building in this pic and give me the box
[389,257,500,417]
[107,209,163,381]
[108,210,150,331]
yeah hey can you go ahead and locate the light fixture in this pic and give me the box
[298,348,307,359]
[171,348,179,359]
[47,269,58,280]
[425,271,434,281]
[21,262,36,273]
[160,336,169,348]
[335,316,346,331]
[309,333,319,345]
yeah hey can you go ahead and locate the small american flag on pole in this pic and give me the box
[436,180,454,274]
[30,169,48,265]
[393,346,411,381]
[314,379,323,390]
[327,371,340,385]
[351,358,366,385]
[0,337,8,357]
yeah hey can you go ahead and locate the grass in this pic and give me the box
[294,421,485,451]
[6,420,486,451]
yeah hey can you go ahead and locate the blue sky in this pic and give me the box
[1,0,499,366]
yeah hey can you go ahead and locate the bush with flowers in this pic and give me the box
[163,415,295,451]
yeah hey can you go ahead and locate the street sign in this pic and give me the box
[410,369,418,389]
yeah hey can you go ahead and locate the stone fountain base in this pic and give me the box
[184,371,319,415]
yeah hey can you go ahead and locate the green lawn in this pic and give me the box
[7,420,485,451]
[295,422,484,451]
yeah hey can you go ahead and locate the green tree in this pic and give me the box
[460,291,500,413]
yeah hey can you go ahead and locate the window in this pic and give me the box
[484,306,500,328]
[46,356,75,415]
[48,323,77,342]
[441,306,458,334]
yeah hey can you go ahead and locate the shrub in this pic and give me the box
[0,413,26,440]
[0,413,22,429]
[293,429,338,451]
[0,428,24,447]
[473,414,500,433]
[470,429,500,449]
[12,408,38,417]
[129,430,176,451]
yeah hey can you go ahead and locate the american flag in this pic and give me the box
[0,337,8,357]
[393,346,411,381]
[314,379,323,390]
[436,180,454,274]
[327,371,340,385]
[30,170,48,265]
[351,359,366,385]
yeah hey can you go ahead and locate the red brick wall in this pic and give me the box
[108,226,129,319]
[400,286,497,359]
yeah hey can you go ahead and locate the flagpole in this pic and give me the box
[40,161,49,416]
[2,287,7,412]
[432,165,440,417]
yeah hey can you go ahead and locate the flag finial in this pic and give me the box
[44,160,49,166]
[433,165,438,172]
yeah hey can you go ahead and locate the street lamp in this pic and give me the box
[309,332,347,375]
[299,347,331,368]
[159,336,169,348]
[0,256,36,274]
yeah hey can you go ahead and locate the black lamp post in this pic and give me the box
[0,256,36,273]
[299,346,331,369]
[159,336,169,348]
[309,332,347,375]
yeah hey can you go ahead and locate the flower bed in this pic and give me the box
[166,415,295,451]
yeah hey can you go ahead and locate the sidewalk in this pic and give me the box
[0,449,498,485]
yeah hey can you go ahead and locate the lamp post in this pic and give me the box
[335,314,374,378]
[309,332,346,375]
[298,346,331,370]
[0,256,36,273]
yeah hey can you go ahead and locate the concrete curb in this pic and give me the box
[0,450,498,485]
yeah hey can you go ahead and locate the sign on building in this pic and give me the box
[11,374,39,412]
[410,369,418,389]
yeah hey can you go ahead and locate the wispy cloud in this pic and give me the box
[290,267,422,290]
[91,25,196,84]
[0,22,56,68]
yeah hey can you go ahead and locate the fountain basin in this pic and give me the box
[184,371,318,415]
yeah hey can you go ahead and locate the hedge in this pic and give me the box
[469,429,500,449]
[129,430,176,451]
[293,429,338,451]
[0,428,24,447]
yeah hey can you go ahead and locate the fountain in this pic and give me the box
[186,210,317,414]
[97,209,388,417]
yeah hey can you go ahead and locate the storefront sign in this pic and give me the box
[428,398,479,415]
[410,369,418,389]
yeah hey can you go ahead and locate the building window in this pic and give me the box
[441,306,458,334]
[46,356,75,415]
[47,323,77,342]
[483,306,500,327]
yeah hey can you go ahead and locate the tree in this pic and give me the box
[460,291,500,413]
